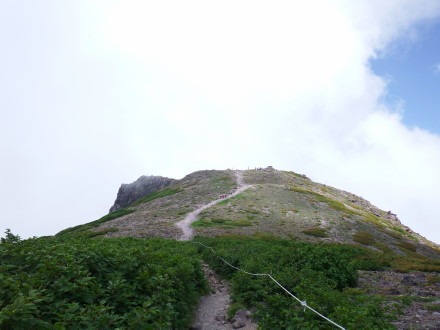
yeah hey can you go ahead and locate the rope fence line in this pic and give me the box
[192,241,345,330]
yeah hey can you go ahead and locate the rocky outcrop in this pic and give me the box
[357,270,440,329]
[109,176,174,213]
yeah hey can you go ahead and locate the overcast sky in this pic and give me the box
[1,0,440,244]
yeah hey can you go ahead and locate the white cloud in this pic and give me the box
[1,0,440,244]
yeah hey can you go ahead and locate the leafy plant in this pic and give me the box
[194,236,396,329]
[1,229,21,244]
[0,236,208,329]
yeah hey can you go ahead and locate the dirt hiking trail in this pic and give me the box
[176,171,251,241]
[175,171,256,329]
[191,264,257,330]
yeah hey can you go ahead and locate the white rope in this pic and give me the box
[192,241,345,330]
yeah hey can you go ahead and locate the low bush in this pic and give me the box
[396,241,417,252]
[425,303,440,312]
[302,227,328,238]
[130,187,183,207]
[192,217,252,228]
[194,236,397,329]
[353,231,376,246]
[0,235,208,329]
[56,208,135,237]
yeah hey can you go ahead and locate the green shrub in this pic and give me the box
[353,231,376,246]
[87,227,118,238]
[289,187,359,216]
[56,208,135,236]
[192,217,252,228]
[194,236,396,329]
[396,241,417,252]
[0,236,208,329]
[302,227,328,238]
[425,303,440,312]
[218,193,244,205]
[212,218,227,224]
[130,187,184,207]
[392,227,406,234]
[227,302,244,320]
[0,229,21,244]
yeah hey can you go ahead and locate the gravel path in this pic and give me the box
[191,264,232,330]
[176,170,251,241]
[191,264,257,330]
[175,171,256,329]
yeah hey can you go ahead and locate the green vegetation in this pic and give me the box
[130,187,183,207]
[217,193,244,205]
[87,227,119,238]
[424,303,440,312]
[302,227,328,238]
[227,302,244,320]
[392,227,406,235]
[426,274,440,285]
[289,186,359,217]
[56,187,183,237]
[390,226,419,241]
[56,208,135,237]
[211,175,235,190]
[192,217,252,228]
[377,227,403,240]
[353,231,377,246]
[195,236,398,329]
[0,233,207,329]
[2,228,440,329]
[396,241,417,252]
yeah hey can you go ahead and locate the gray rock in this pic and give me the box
[401,275,424,286]
[232,309,249,328]
[190,323,201,330]
[109,175,174,213]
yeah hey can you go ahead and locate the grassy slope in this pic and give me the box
[57,168,440,259]
[193,169,440,259]
[57,170,237,239]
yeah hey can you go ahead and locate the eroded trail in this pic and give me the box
[191,264,256,330]
[176,170,251,241]
[176,171,256,329]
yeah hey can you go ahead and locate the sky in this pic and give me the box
[1,0,440,244]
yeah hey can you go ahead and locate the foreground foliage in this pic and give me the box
[2,229,438,329]
[0,235,208,329]
[195,236,400,329]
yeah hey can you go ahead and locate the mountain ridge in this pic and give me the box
[63,167,440,259]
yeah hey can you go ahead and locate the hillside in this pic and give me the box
[59,168,440,259]
[3,168,440,329]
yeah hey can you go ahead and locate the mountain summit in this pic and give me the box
[61,168,440,259]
